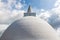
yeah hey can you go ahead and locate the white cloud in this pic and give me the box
[0,0,25,10]
[11,10,24,18]
[52,0,60,15]
[39,11,51,21]
[0,1,6,9]
[40,9,45,12]
[15,3,23,9]
[0,9,25,24]
[0,0,25,24]
[54,0,60,7]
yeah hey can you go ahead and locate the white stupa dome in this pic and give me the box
[0,16,59,40]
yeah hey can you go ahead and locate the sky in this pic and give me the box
[0,0,60,38]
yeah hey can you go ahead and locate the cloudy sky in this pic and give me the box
[0,0,60,37]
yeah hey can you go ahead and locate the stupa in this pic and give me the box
[0,6,59,40]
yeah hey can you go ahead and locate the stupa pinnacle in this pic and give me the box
[27,5,31,13]
[24,5,36,17]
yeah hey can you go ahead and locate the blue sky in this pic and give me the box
[23,0,56,10]
[0,0,60,38]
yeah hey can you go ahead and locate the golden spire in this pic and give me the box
[27,5,31,13]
